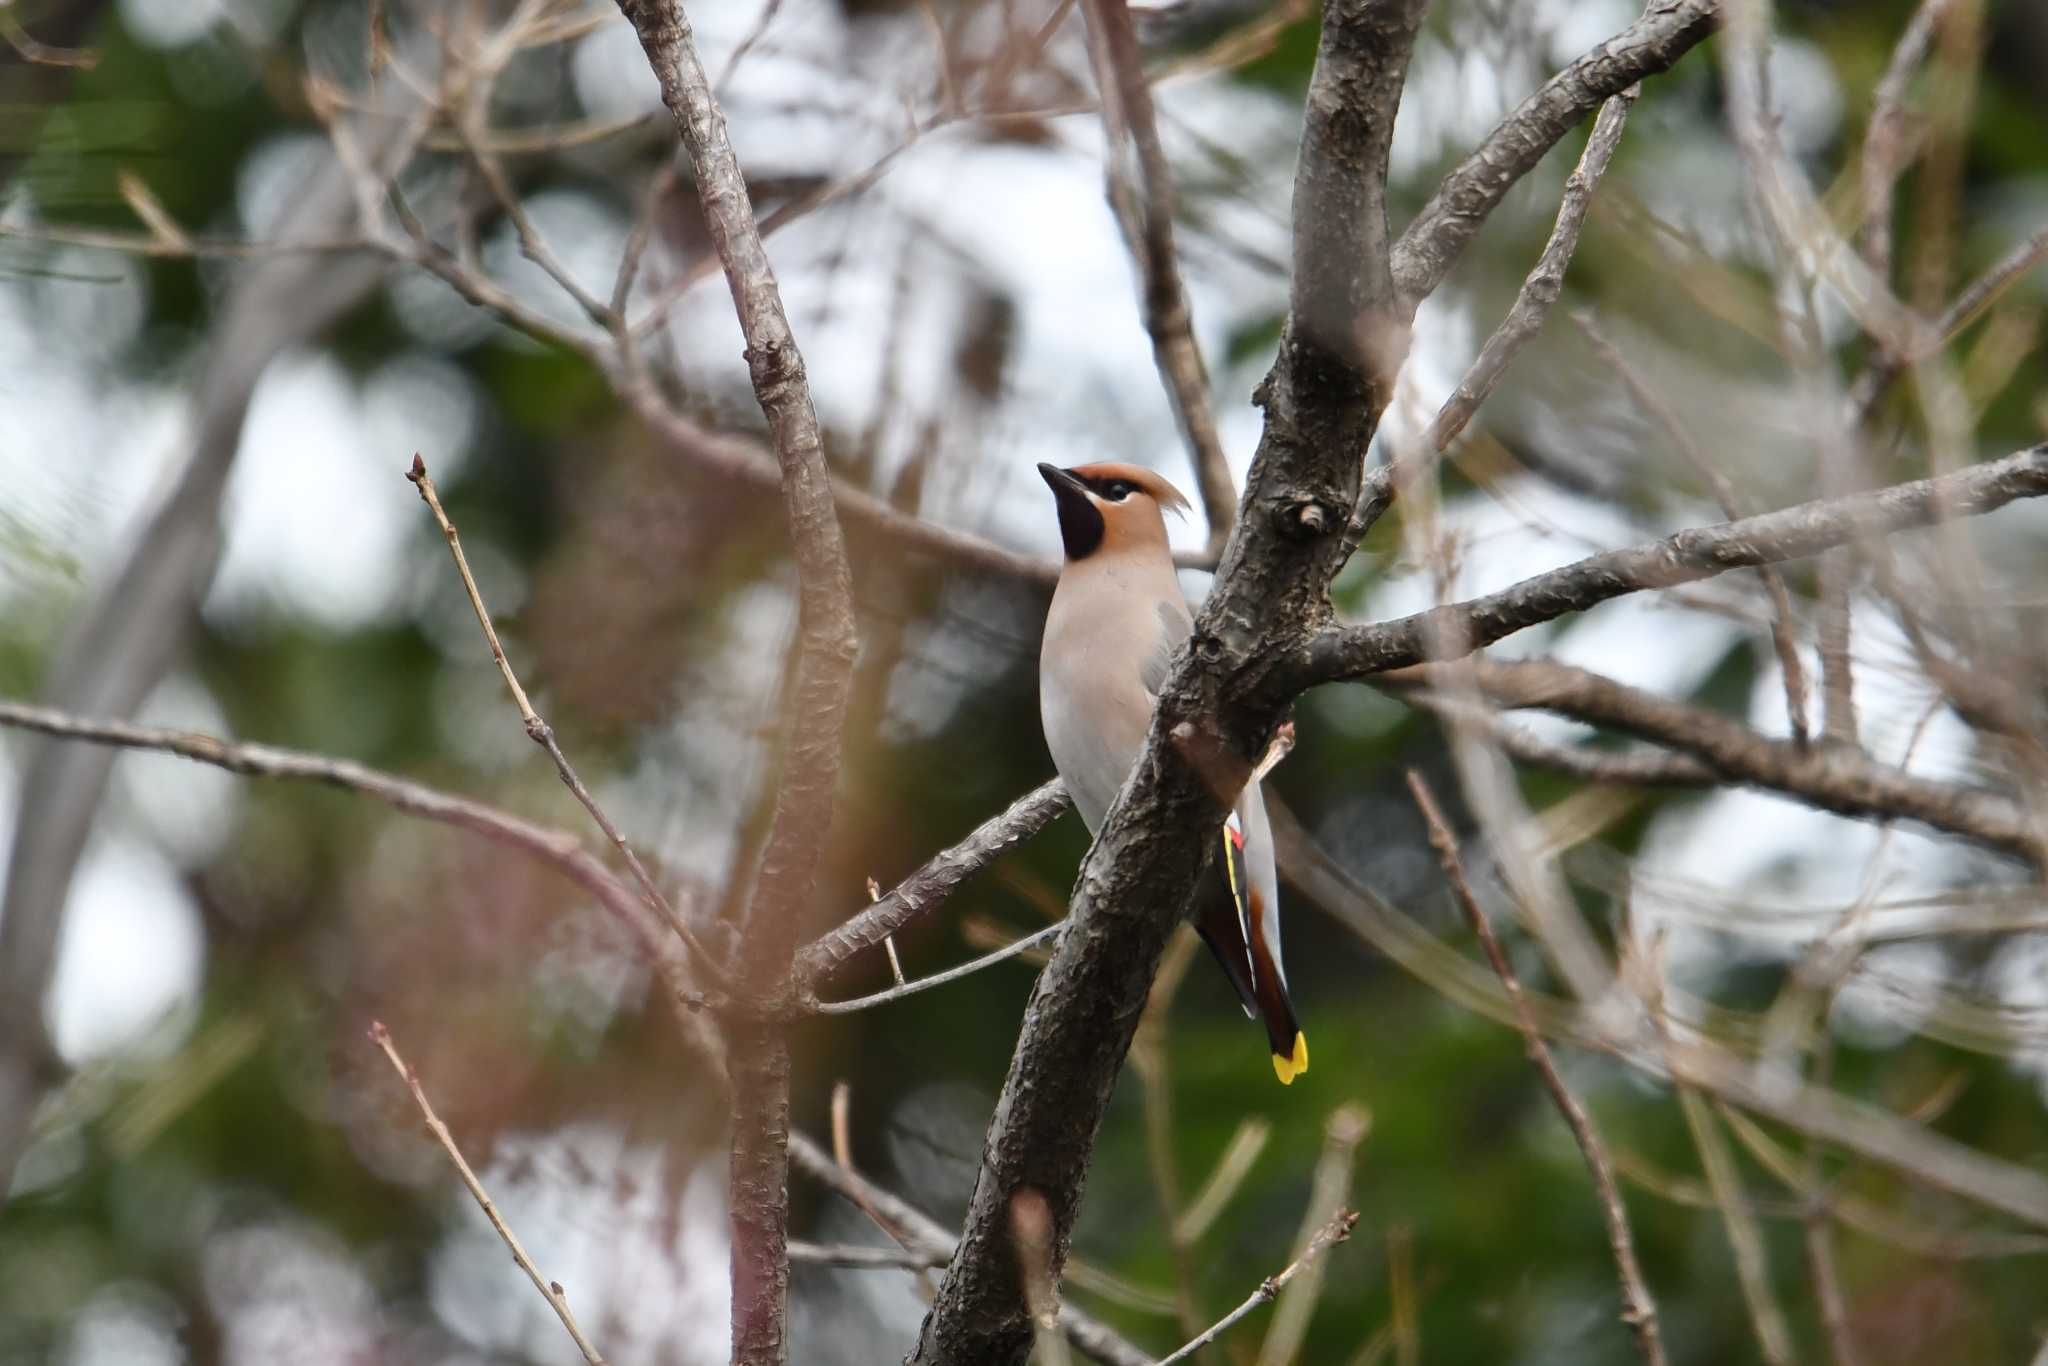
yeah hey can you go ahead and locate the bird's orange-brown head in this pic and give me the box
[1037,462,1190,562]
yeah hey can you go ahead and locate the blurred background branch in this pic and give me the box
[2,1,2047,1364]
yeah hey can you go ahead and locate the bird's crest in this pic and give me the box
[1065,462,1193,519]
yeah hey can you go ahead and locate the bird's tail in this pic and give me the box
[1198,820,1308,1085]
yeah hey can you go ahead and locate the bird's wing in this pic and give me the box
[1139,596,1193,697]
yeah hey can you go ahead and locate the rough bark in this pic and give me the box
[905,4,1430,1362]
[614,5,859,1363]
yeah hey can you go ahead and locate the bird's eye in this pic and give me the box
[1102,481,1136,502]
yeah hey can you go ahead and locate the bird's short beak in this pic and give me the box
[1037,462,1091,503]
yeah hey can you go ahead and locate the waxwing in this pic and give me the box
[1037,461,1308,1084]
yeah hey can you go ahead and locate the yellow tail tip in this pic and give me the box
[1271,1032,1310,1085]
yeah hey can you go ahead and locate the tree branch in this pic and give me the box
[406,455,723,984]
[612,5,860,1364]
[369,1023,609,1366]
[1081,0,1237,554]
[1307,444,2048,686]
[0,700,703,1010]
[785,1133,1152,1366]
[1349,84,1636,546]
[908,5,1431,1362]
[813,922,1067,1015]
[797,778,1070,989]
[1401,658,2041,864]
[1389,0,1721,305]
[1153,1210,1359,1366]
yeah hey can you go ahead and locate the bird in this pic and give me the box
[1036,460,1308,1084]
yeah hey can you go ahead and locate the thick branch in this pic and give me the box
[1306,444,2048,684]
[613,0,857,984]
[796,779,1070,989]
[908,6,1430,1363]
[1389,0,1721,305]
[614,6,860,1365]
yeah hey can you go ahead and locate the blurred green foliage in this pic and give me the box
[4,1,2048,1364]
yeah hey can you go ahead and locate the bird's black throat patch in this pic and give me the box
[1039,463,1105,560]
[1054,491,1105,560]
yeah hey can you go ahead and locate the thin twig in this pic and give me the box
[1574,311,1812,745]
[1389,0,1719,303]
[368,1023,608,1366]
[1155,1211,1360,1366]
[1174,1118,1273,1244]
[0,699,716,1012]
[812,922,1066,1014]
[1350,85,1635,549]
[785,1132,1153,1366]
[1406,771,1667,1366]
[1859,0,1956,279]
[1258,1105,1370,1366]
[798,778,1071,987]
[405,456,723,982]
[786,1240,941,1270]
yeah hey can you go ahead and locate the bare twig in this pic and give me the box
[1155,1210,1360,1366]
[1421,89,1636,456]
[1351,83,1636,548]
[786,1240,941,1270]
[1174,1117,1272,1244]
[1389,1223,1419,1366]
[785,1133,1153,1366]
[0,8,97,67]
[368,1023,608,1366]
[405,455,722,980]
[812,922,1066,1014]
[1574,312,1812,745]
[1407,771,1666,1366]
[1859,0,1955,278]
[1258,1105,1370,1366]
[0,700,712,1019]
[1806,1215,1867,1366]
